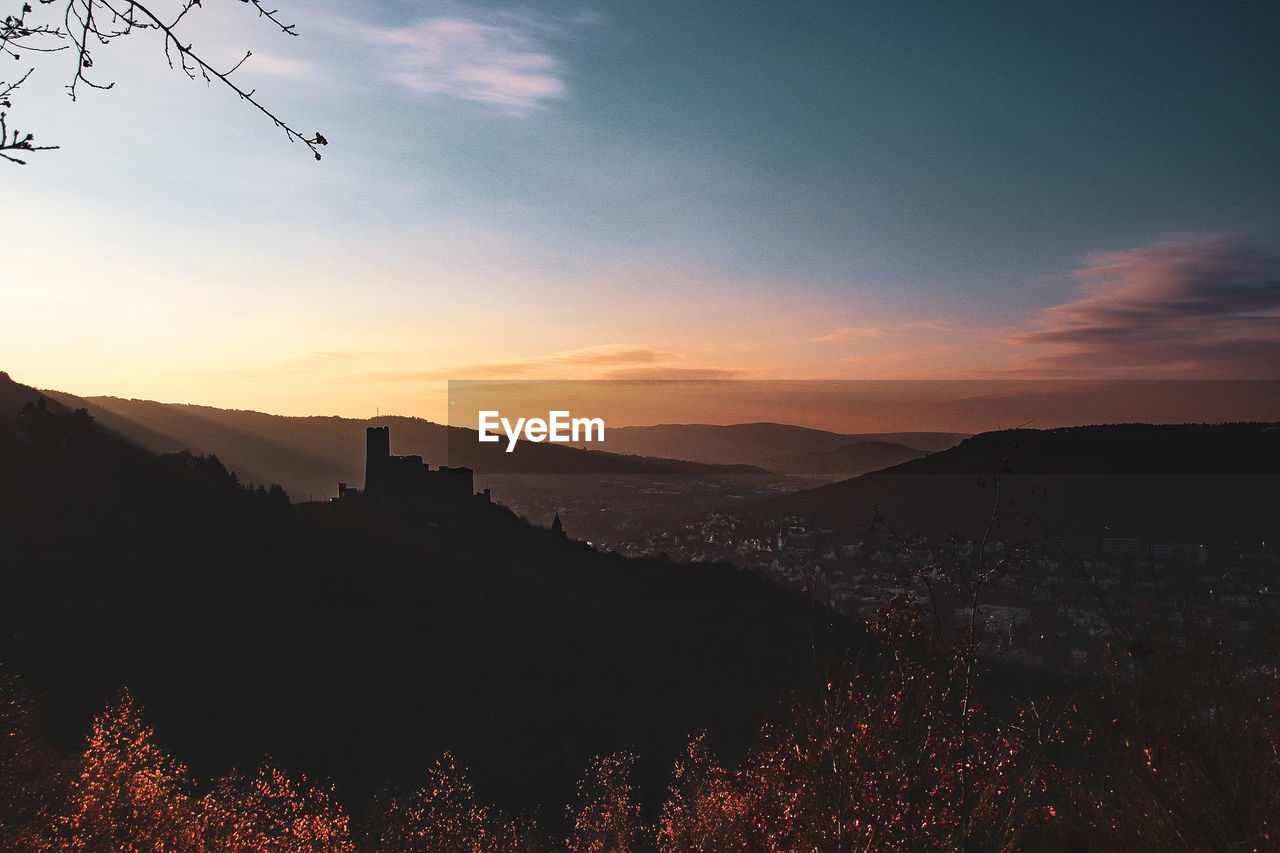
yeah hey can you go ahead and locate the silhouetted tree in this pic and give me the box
[656,734,755,852]
[200,764,354,852]
[1,0,326,163]
[363,754,542,853]
[564,753,643,853]
[59,691,201,850]
[0,678,72,851]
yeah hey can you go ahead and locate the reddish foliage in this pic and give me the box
[0,595,1276,851]
[362,753,540,853]
[564,753,643,853]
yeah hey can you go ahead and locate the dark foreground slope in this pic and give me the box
[0,400,851,821]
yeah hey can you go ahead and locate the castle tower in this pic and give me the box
[365,426,390,492]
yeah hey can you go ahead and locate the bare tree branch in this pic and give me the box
[0,69,58,162]
[1,0,326,163]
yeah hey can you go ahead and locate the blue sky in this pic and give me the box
[4,0,1278,419]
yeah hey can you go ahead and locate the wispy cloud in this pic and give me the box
[364,15,567,114]
[278,350,379,367]
[242,52,319,81]
[172,346,728,387]
[348,346,682,382]
[1011,236,1280,377]
[601,367,744,380]
[811,320,955,343]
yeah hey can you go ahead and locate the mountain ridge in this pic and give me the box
[24,385,770,499]
[750,422,1280,543]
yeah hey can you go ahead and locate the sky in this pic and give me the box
[3,0,1279,424]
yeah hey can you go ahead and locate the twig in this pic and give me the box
[1,0,326,162]
[0,107,59,163]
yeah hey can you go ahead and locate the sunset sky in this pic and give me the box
[4,0,1278,423]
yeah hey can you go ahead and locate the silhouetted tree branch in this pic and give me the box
[1,69,58,162]
[1,0,326,163]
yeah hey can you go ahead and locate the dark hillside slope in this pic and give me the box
[33,394,765,500]
[0,372,71,415]
[0,402,850,818]
[754,423,1280,543]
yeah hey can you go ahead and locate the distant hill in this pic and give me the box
[18,385,765,501]
[0,371,72,416]
[753,423,1280,544]
[0,392,852,820]
[3,374,960,498]
[762,440,925,475]
[571,422,967,466]
[872,424,1280,476]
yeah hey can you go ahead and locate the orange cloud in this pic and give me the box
[345,346,684,382]
[811,320,956,343]
[601,367,744,380]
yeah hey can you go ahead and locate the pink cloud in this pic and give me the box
[811,320,955,343]
[367,16,566,114]
[1012,236,1280,377]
